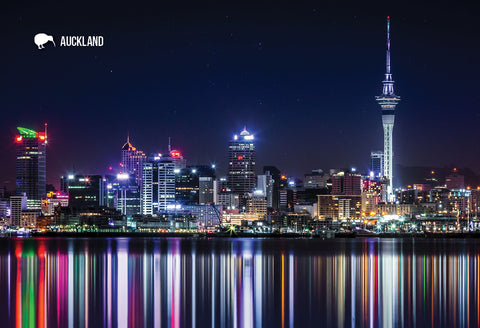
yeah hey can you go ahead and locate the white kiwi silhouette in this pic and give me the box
[34,33,56,49]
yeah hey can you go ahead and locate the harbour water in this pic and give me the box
[1,237,480,327]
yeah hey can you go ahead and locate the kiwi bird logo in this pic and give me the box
[34,33,56,49]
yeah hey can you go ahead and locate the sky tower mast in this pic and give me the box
[376,16,400,201]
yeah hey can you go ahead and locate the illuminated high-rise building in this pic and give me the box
[370,151,384,179]
[121,135,146,186]
[227,127,256,206]
[376,17,400,201]
[331,171,362,196]
[15,126,47,209]
[68,175,106,210]
[142,156,176,214]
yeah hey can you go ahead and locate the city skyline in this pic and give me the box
[2,2,479,190]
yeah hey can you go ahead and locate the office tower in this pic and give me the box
[175,165,215,205]
[121,136,146,186]
[142,162,154,215]
[331,171,362,195]
[158,159,176,211]
[68,175,106,210]
[304,169,329,189]
[370,151,384,179]
[227,127,256,207]
[375,17,400,201]
[15,126,47,209]
[10,194,27,226]
[175,167,199,205]
[246,191,267,216]
[114,174,141,217]
[361,178,383,213]
[142,156,176,214]
[199,177,214,205]
[263,166,281,209]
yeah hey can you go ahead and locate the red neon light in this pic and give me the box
[237,155,243,160]
[170,150,181,158]
[15,136,22,142]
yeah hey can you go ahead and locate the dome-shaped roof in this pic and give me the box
[240,126,250,136]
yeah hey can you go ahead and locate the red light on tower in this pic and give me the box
[170,150,181,158]
[109,166,113,171]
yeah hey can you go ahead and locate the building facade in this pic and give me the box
[370,151,384,179]
[121,136,146,187]
[227,127,256,206]
[15,126,47,209]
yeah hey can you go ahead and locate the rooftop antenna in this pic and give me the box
[44,122,48,144]
[127,131,130,143]
[168,137,171,152]
[386,16,391,76]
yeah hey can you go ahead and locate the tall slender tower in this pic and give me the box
[376,16,400,201]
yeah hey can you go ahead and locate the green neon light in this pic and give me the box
[17,127,37,138]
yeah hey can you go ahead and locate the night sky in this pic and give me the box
[2,1,479,190]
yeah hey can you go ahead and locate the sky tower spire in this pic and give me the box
[376,16,400,201]
[386,16,391,75]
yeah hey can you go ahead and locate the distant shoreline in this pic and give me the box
[2,231,480,239]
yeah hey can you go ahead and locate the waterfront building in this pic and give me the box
[68,175,106,211]
[10,194,27,226]
[142,156,176,214]
[317,195,362,220]
[115,174,141,217]
[41,191,69,216]
[246,191,267,217]
[181,204,222,228]
[227,127,256,207]
[15,126,47,209]
[175,165,215,205]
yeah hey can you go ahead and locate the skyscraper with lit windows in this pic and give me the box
[15,126,47,209]
[227,127,256,206]
[121,135,146,186]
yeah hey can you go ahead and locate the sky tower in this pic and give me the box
[376,16,400,201]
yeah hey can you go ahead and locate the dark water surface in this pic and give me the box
[1,237,480,327]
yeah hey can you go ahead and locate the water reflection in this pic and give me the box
[0,238,479,327]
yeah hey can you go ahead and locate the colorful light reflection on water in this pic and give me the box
[1,238,480,327]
